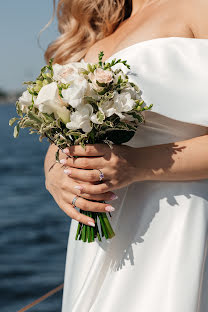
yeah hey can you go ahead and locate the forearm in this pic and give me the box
[137,134,208,182]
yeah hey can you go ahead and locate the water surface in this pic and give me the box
[0,104,70,312]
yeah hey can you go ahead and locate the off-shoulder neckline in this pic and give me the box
[84,37,207,63]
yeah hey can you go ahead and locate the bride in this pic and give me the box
[44,0,208,311]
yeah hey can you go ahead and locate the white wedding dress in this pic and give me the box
[62,37,208,312]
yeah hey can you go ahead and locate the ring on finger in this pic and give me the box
[72,195,80,208]
[97,169,104,182]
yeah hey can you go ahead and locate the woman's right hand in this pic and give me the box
[44,145,117,226]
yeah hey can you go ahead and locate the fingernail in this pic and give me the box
[74,185,83,191]
[110,194,118,200]
[88,221,95,227]
[63,148,70,154]
[64,169,72,175]
[105,206,115,212]
[60,159,67,165]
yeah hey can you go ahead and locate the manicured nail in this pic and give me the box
[88,221,95,227]
[64,169,72,175]
[105,206,115,212]
[74,185,83,191]
[63,148,70,154]
[60,159,67,165]
[110,194,118,200]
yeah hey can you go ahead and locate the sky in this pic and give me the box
[0,1,59,91]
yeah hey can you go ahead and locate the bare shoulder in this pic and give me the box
[186,0,208,38]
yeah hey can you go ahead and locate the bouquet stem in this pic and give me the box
[75,210,115,243]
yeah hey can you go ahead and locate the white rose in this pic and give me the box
[124,86,141,100]
[101,99,117,117]
[114,91,136,117]
[66,104,93,133]
[96,91,136,119]
[88,68,113,91]
[53,62,87,84]
[35,82,70,124]
[62,76,88,108]
[18,90,33,111]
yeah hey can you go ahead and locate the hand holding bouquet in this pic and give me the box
[10,52,152,243]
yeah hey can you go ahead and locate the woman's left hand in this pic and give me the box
[60,144,146,195]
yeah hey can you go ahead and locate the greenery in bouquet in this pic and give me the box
[9,52,152,243]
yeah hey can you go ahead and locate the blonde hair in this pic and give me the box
[45,0,132,64]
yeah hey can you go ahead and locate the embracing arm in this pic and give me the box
[137,134,208,182]
[60,133,208,196]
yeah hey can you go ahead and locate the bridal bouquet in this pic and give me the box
[10,52,152,243]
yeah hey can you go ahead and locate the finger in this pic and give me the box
[64,194,115,213]
[60,202,95,226]
[63,167,108,182]
[80,191,118,202]
[63,144,109,157]
[60,156,105,169]
[61,177,117,201]
[75,182,111,195]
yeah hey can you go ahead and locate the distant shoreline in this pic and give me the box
[0,88,23,105]
[0,99,16,105]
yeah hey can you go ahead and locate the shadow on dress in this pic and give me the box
[95,142,208,274]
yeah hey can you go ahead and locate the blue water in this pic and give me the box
[0,104,70,312]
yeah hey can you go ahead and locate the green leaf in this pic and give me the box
[16,101,23,117]
[41,66,48,73]
[13,123,20,138]
[22,120,37,127]
[104,129,135,144]
[59,82,71,89]
[9,117,18,126]
[23,81,35,85]
[97,111,105,123]
[49,58,54,72]
[84,96,97,105]
[104,57,131,70]
[96,80,107,88]
[97,87,110,95]
[98,51,104,67]
[80,141,86,149]
[87,64,94,73]
[55,149,60,162]
[117,75,122,84]
[80,69,89,75]
[28,112,42,124]
[42,113,55,123]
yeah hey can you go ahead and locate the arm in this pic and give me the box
[61,134,208,195]
[138,134,208,182]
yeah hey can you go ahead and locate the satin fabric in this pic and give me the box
[62,37,208,312]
